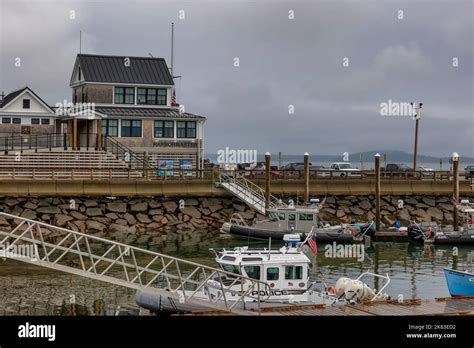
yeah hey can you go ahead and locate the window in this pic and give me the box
[177,121,196,138]
[102,119,118,137]
[2,117,11,124]
[121,120,142,137]
[277,212,286,221]
[41,119,50,125]
[31,118,40,125]
[78,67,82,80]
[288,214,296,221]
[12,118,21,124]
[137,88,167,105]
[285,266,303,280]
[243,266,261,280]
[154,120,174,138]
[137,88,147,104]
[267,267,279,281]
[222,264,240,275]
[157,88,167,105]
[23,99,30,109]
[299,214,314,221]
[114,87,135,104]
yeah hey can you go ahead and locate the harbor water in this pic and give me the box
[0,230,471,316]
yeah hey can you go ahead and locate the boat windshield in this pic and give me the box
[221,263,240,275]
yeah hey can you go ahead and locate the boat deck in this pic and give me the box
[179,296,474,316]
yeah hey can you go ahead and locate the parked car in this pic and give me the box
[329,162,360,177]
[465,165,474,179]
[417,165,435,177]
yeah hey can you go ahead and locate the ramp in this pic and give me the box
[219,172,286,214]
[0,212,270,315]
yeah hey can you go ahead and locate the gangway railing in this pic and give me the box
[219,171,286,214]
[0,212,271,315]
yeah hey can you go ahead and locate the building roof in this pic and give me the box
[74,54,174,85]
[0,86,55,113]
[94,106,205,120]
[0,87,28,108]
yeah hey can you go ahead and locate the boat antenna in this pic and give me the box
[268,236,271,260]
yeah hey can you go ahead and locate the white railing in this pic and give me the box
[219,171,286,214]
[0,212,271,315]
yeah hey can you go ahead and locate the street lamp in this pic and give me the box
[411,102,423,173]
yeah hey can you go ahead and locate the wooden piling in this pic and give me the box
[304,152,309,204]
[453,154,460,231]
[265,152,271,217]
[375,153,381,231]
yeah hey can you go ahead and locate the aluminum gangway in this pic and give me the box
[0,212,271,315]
[219,171,286,215]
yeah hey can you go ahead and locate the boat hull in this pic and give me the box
[226,224,355,243]
[135,289,334,314]
[443,268,474,297]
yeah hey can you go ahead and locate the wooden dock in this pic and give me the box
[180,296,474,316]
[373,231,408,242]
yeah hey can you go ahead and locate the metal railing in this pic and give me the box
[0,132,103,154]
[219,171,286,214]
[102,136,145,170]
[0,168,216,180]
[0,212,271,315]
[235,169,459,181]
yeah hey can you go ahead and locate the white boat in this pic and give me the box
[136,234,390,314]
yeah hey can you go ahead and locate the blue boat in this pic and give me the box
[444,268,474,297]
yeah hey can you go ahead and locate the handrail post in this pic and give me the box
[35,135,38,153]
[5,137,8,155]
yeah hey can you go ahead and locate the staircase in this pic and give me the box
[219,171,286,215]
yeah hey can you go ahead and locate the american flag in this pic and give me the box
[171,90,177,106]
[307,235,317,254]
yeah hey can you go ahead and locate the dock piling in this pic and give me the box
[375,153,381,231]
[265,152,271,217]
[452,152,460,231]
[304,152,309,204]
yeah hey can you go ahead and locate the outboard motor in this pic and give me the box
[283,234,301,248]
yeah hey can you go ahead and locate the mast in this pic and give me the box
[170,22,174,78]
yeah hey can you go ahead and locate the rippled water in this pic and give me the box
[0,230,472,315]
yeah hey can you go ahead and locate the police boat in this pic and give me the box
[135,234,390,315]
[220,199,375,244]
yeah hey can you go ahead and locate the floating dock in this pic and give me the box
[180,296,474,316]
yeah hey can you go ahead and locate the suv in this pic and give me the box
[465,165,474,179]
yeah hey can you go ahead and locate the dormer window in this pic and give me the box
[137,88,167,105]
[78,67,81,80]
[23,99,30,109]
[114,87,135,104]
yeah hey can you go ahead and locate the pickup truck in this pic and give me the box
[329,162,360,177]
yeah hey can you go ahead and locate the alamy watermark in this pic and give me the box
[0,243,38,261]
[380,99,420,117]
[54,100,96,118]
[217,147,257,166]
[324,242,365,262]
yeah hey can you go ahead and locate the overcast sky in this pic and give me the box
[0,0,472,158]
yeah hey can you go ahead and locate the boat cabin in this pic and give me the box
[212,244,311,296]
[266,207,318,231]
[459,200,474,234]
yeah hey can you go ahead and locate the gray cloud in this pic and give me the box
[1,0,472,158]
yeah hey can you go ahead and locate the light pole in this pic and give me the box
[411,102,423,173]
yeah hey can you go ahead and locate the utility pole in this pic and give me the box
[375,153,381,232]
[411,102,423,173]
